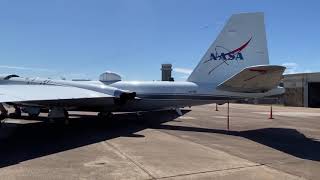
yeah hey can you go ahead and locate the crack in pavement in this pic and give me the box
[103,141,156,180]
[153,127,305,179]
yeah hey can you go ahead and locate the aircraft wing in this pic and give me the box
[0,85,115,107]
[216,65,285,93]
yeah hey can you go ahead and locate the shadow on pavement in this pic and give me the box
[0,110,188,168]
[1,109,319,169]
[152,124,320,161]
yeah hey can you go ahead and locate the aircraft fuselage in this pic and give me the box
[0,77,283,112]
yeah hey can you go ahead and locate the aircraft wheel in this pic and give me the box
[0,112,8,128]
[64,110,69,118]
[63,110,69,125]
[8,106,21,118]
[48,108,69,125]
[28,112,40,118]
[0,113,7,121]
[9,112,21,118]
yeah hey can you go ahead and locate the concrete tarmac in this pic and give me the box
[0,103,319,179]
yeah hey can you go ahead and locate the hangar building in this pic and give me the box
[283,72,320,107]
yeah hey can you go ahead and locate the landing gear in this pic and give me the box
[0,113,7,128]
[0,104,8,119]
[21,107,41,118]
[64,109,69,125]
[48,107,69,125]
[28,112,40,118]
[64,109,69,118]
[8,105,21,118]
[0,112,7,121]
[0,114,7,121]
[0,104,8,127]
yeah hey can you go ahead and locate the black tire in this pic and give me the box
[64,110,69,119]
[0,115,6,121]
[0,112,8,120]
[28,112,39,118]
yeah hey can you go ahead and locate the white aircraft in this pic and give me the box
[0,12,285,121]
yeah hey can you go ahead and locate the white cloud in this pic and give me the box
[173,67,193,75]
[0,65,55,72]
[282,62,311,74]
[282,62,298,74]
[282,62,298,67]
[0,65,94,80]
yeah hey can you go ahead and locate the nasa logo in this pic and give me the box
[204,37,252,74]
[209,51,244,61]
[205,38,252,62]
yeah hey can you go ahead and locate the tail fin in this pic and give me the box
[187,12,269,85]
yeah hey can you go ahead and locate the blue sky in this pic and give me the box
[0,0,319,80]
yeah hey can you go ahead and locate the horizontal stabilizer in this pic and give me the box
[216,65,285,93]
